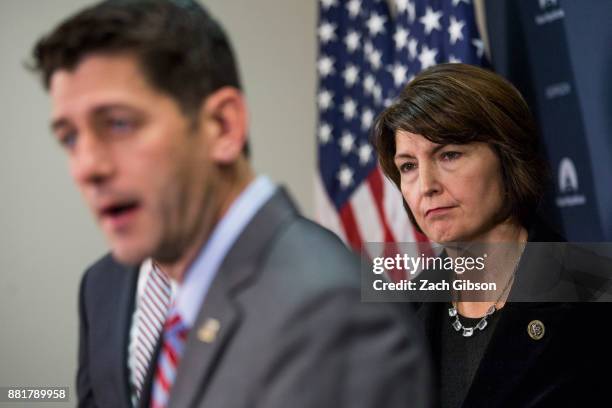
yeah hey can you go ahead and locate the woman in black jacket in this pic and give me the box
[372,63,612,407]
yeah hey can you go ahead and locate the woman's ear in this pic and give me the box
[198,86,248,165]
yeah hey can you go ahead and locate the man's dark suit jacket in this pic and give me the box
[77,188,432,408]
[416,220,612,407]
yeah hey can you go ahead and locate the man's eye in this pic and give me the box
[107,118,134,133]
[58,132,77,149]
[399,162,416,173]
[441,151,461,161]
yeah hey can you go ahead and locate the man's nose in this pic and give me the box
[70,133,115,187]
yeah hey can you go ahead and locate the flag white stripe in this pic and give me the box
[382,175,415,242]
[350,179,384,258]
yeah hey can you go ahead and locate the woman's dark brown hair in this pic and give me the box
[373,63,548,232]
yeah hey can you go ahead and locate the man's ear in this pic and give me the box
[199,86,248,164]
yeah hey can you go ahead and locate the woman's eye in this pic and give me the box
[399,162,416,173]
[441,151,461,161]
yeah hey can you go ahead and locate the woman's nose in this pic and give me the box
[418,162,441,197]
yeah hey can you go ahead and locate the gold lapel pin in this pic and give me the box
[527,320,545,340]
[197,318,220,343]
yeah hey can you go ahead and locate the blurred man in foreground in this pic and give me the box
[32,1,431,407]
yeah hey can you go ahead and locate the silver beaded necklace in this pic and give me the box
[448,247,524,337]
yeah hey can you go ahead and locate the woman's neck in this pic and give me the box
[453,221,528,318]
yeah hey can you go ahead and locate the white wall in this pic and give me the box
[0,1,316,406]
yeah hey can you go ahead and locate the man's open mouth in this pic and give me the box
[99,201,141,220]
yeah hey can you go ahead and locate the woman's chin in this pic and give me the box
[426,227,464,244]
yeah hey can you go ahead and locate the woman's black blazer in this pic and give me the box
[415,220,612,407]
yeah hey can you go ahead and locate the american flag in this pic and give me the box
[315,0,487,256]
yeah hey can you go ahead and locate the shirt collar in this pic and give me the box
[174,175,277,327]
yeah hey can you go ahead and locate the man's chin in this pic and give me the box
[110,245,150,266]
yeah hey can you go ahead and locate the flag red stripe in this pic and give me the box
[339,203,363,251]
[367,168,398,243]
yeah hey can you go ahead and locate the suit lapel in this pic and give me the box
[416,302,444,377]
[418,220,576,407]
[461,302,568,406]
[164,283,239,408]
[416,300,568,407]
[120,267,140,407]
[165,188,298,408]
[120,264,140,407]
[94,259,139,408]
[459,232,574,406]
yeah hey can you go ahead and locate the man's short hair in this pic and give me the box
[32,0,242,120]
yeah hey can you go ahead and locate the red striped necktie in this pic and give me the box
[150,309,189,408]
[132,263,172,401]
